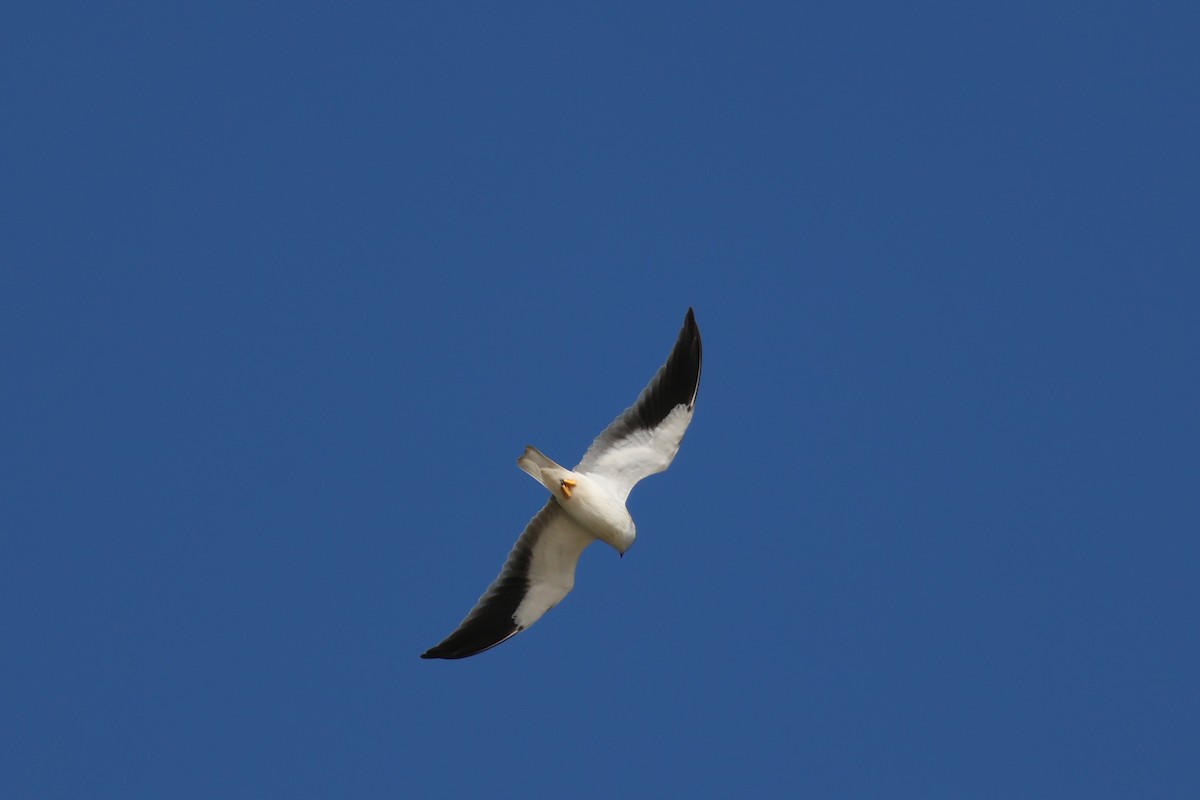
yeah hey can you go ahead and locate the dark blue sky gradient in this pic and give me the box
[3,2,1198,797]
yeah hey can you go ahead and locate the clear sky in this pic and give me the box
[3,2,1198,798]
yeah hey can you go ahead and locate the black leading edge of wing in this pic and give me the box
[608,307,703,436]
[419,501,556,660]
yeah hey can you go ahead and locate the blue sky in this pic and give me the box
[3,2,1198,797]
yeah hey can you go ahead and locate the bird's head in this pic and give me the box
[616,521,636,557]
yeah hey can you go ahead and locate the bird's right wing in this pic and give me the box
[420,500,594,660]
[574,308,702,501]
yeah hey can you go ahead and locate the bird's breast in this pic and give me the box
[553,474,634,553]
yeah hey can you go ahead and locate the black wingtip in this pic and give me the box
[681,308,696,338]
[420,626,522,660]
[608,306,702,434]
[675,307,703,408]
[683,309,700,380]
[420,641,483,660]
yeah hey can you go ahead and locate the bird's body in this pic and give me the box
[421,308,702,660]
[517,446,636,554]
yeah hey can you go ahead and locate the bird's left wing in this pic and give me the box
[574,308,703,501]
[420,500,594,660]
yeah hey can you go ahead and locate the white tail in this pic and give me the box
[517,446,566,490]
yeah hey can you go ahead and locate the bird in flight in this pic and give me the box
[421,308,703,659]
